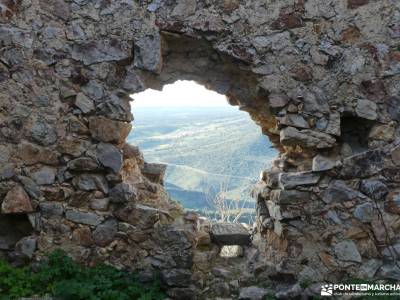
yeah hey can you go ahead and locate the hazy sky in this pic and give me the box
[131,80,229,107]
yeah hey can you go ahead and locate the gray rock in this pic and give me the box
[253,32,292,52]
[92,218,118,247]
[142,163,166,184]
[368,124,395,142]
[391,145,400,165]
[323,180,364,203]
[360,179,388,200]
[280,127,336,149]
[30,117,57,146]
[166,287,196,300]
[109,183,137,203]
[90,198,110,211]
[358,259,383,279]
[212,267,232,278]
[15,236,36,258]
[341,150,384,178]
[0,164,15,181]
[30,167,57,185]
[356,99,377,120]
[277,114,309,129]
[72,174,108,193]
[302,91,329,114]
[239,286,269,300]
[256,200,269,216]
[96,143,123,173]
[268,94,289,108]
[326,210,342,224]
[325,112,341,136]
[211,223,250,246]
[18,176,41,199]
[96,94,133,122]
[134,34,162,73]
[353,203,374,223]
[40,0,70,21]
[74,93,95,113]
[334,240,362,263]
[65,210,103,226]
[0,26,33,48]
[378,263,400,280]
[161,268,192,287]
[279,171,320,190]
[121,68,145,93]
[72,39,132,65]
[0,145,10,163]
[270,190,311,204]
[275,283,302,299]
[147,0,162,12]
[209,278,230,296]
[312,155,338,172]
[298,266,323,283]
[82,80,104,100]
[382,243,400,260]
[58,138,90,157]
[39,202,64,217]
[171,0,196,18]
[67,157,98,171]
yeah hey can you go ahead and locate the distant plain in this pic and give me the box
[128,106,277,216]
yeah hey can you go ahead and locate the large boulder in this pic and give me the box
[1,185,34,214]
[96,143,123,173]
[280,127,336,149]
[334,240,362,263]
[279,171,320,190]
[142,162,167,184]
[211,223,250,246]
[109,183,137,204]
[72,39,132,66]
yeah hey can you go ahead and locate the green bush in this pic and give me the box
[0,250,165,300]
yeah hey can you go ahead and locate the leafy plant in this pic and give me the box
[0,250,165,300]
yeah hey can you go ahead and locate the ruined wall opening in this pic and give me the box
[129,79,277,224]
[0,214,33,260]
[340,116,374,155]
[124,32,283,227]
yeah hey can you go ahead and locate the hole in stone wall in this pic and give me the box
[0,214,33,251]
[128,80,277,224]
[340,116,373,155]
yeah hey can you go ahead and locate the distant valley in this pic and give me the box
[127,106,277,219]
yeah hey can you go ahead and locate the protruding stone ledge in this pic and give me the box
[280,127,336,149]
[142,163,167,184]
[278,171,320,190]
[270,190,311,204]
[211,223,251,246]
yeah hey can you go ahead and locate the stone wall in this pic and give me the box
[1,0,400,297]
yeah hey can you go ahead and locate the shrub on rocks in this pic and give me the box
[0,250,165,300]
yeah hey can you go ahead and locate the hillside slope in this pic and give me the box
[128,106,277,211]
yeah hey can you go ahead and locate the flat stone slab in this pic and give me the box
[142,162,167,184]
[211,223,250,246]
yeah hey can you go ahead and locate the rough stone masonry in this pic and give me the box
[1,0,400,298]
